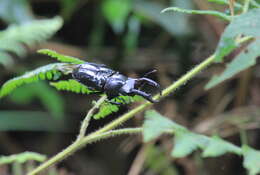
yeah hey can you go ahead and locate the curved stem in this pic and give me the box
[27,128,142,175]
[27,54,215,175]
[77,95,107,140]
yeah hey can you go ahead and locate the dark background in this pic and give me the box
[0,0,259,175]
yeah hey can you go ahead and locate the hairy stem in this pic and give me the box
[28,53,215,175]
[228,0,235,16]
[28,34,251,173]
[77,95,107,140]
[27,128,142,175]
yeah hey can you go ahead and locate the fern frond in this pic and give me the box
[38,49,85,64]
[93,95,143,119]
[93,102,119,119]
[50,79,95,94]
[0,17,63,66]
[0,63,72,98]
[50,79,143,119]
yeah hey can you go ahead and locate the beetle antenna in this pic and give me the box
[143,69,157,77]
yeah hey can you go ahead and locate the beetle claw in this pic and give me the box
[131,89,157,103]
[136,77,161,95]
[106,99,123,105]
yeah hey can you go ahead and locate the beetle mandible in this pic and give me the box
[72,62,161,104]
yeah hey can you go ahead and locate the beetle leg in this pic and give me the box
[131,89,158,103]
[136,78,162,95]
[90,91,103,95]
[106,94,125,105]
[106,99,123,105]
[117,96,127,104]
[111,96,128,105]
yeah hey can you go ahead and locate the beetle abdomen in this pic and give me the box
[72,63,115,91]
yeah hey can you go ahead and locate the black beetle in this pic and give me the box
[72,62,161,104]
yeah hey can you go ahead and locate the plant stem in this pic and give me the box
[156,54,216,99]
[77,95,107,140]
[90,54,216,136]
[28,35,250,173]
[27,128,142,175]
[243,0,251,13]
[27,54,216,175]
[228,0,235,16]
[240,129,248,145]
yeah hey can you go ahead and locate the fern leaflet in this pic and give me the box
[93,95,143,119]
[0,17,63,67]
[50,79,94,94]
[0,63,73,98]
[38,49,85,64]
[49,79,143,119]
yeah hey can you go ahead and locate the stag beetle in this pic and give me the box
[72,62,161,104]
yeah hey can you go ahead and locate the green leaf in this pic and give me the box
[60,0,81,20]
[251,0,260,8]
[50,79,94,94]
[142,110,260,175]
[123,15,140,54]
[93,95,143,119]
[134,1,193,36]
[172,132,209,157]
[102,0,131,33]
[214,8,260,62]
[38,49,85,64]
[242,145,260,175]
[0,63,71,98]
[93,102,118,119]
[206,39,260,89]
[143,110,185,142]
[0,0,34,24]
[202,135,242,157]
[162,7,231,21]
[0,111,67,131]
[0,17,63,67]
[0,152,46,165]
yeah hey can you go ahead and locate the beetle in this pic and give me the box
[72,62,161,104]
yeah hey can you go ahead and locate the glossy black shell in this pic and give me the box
[72,62,115,91]
[72,62,160,103]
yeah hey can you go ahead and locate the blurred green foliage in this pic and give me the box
[206,8,260,88]
[145,145,178,175]
[9,82,65,119]
[0,0,260,174]
[0,111,66,131]
[0,17,62,67]
[143,110,260,175]
[0,0,33,24]
[102,0,132,33]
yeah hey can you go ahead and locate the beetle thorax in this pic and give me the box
[103,73,127,92]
